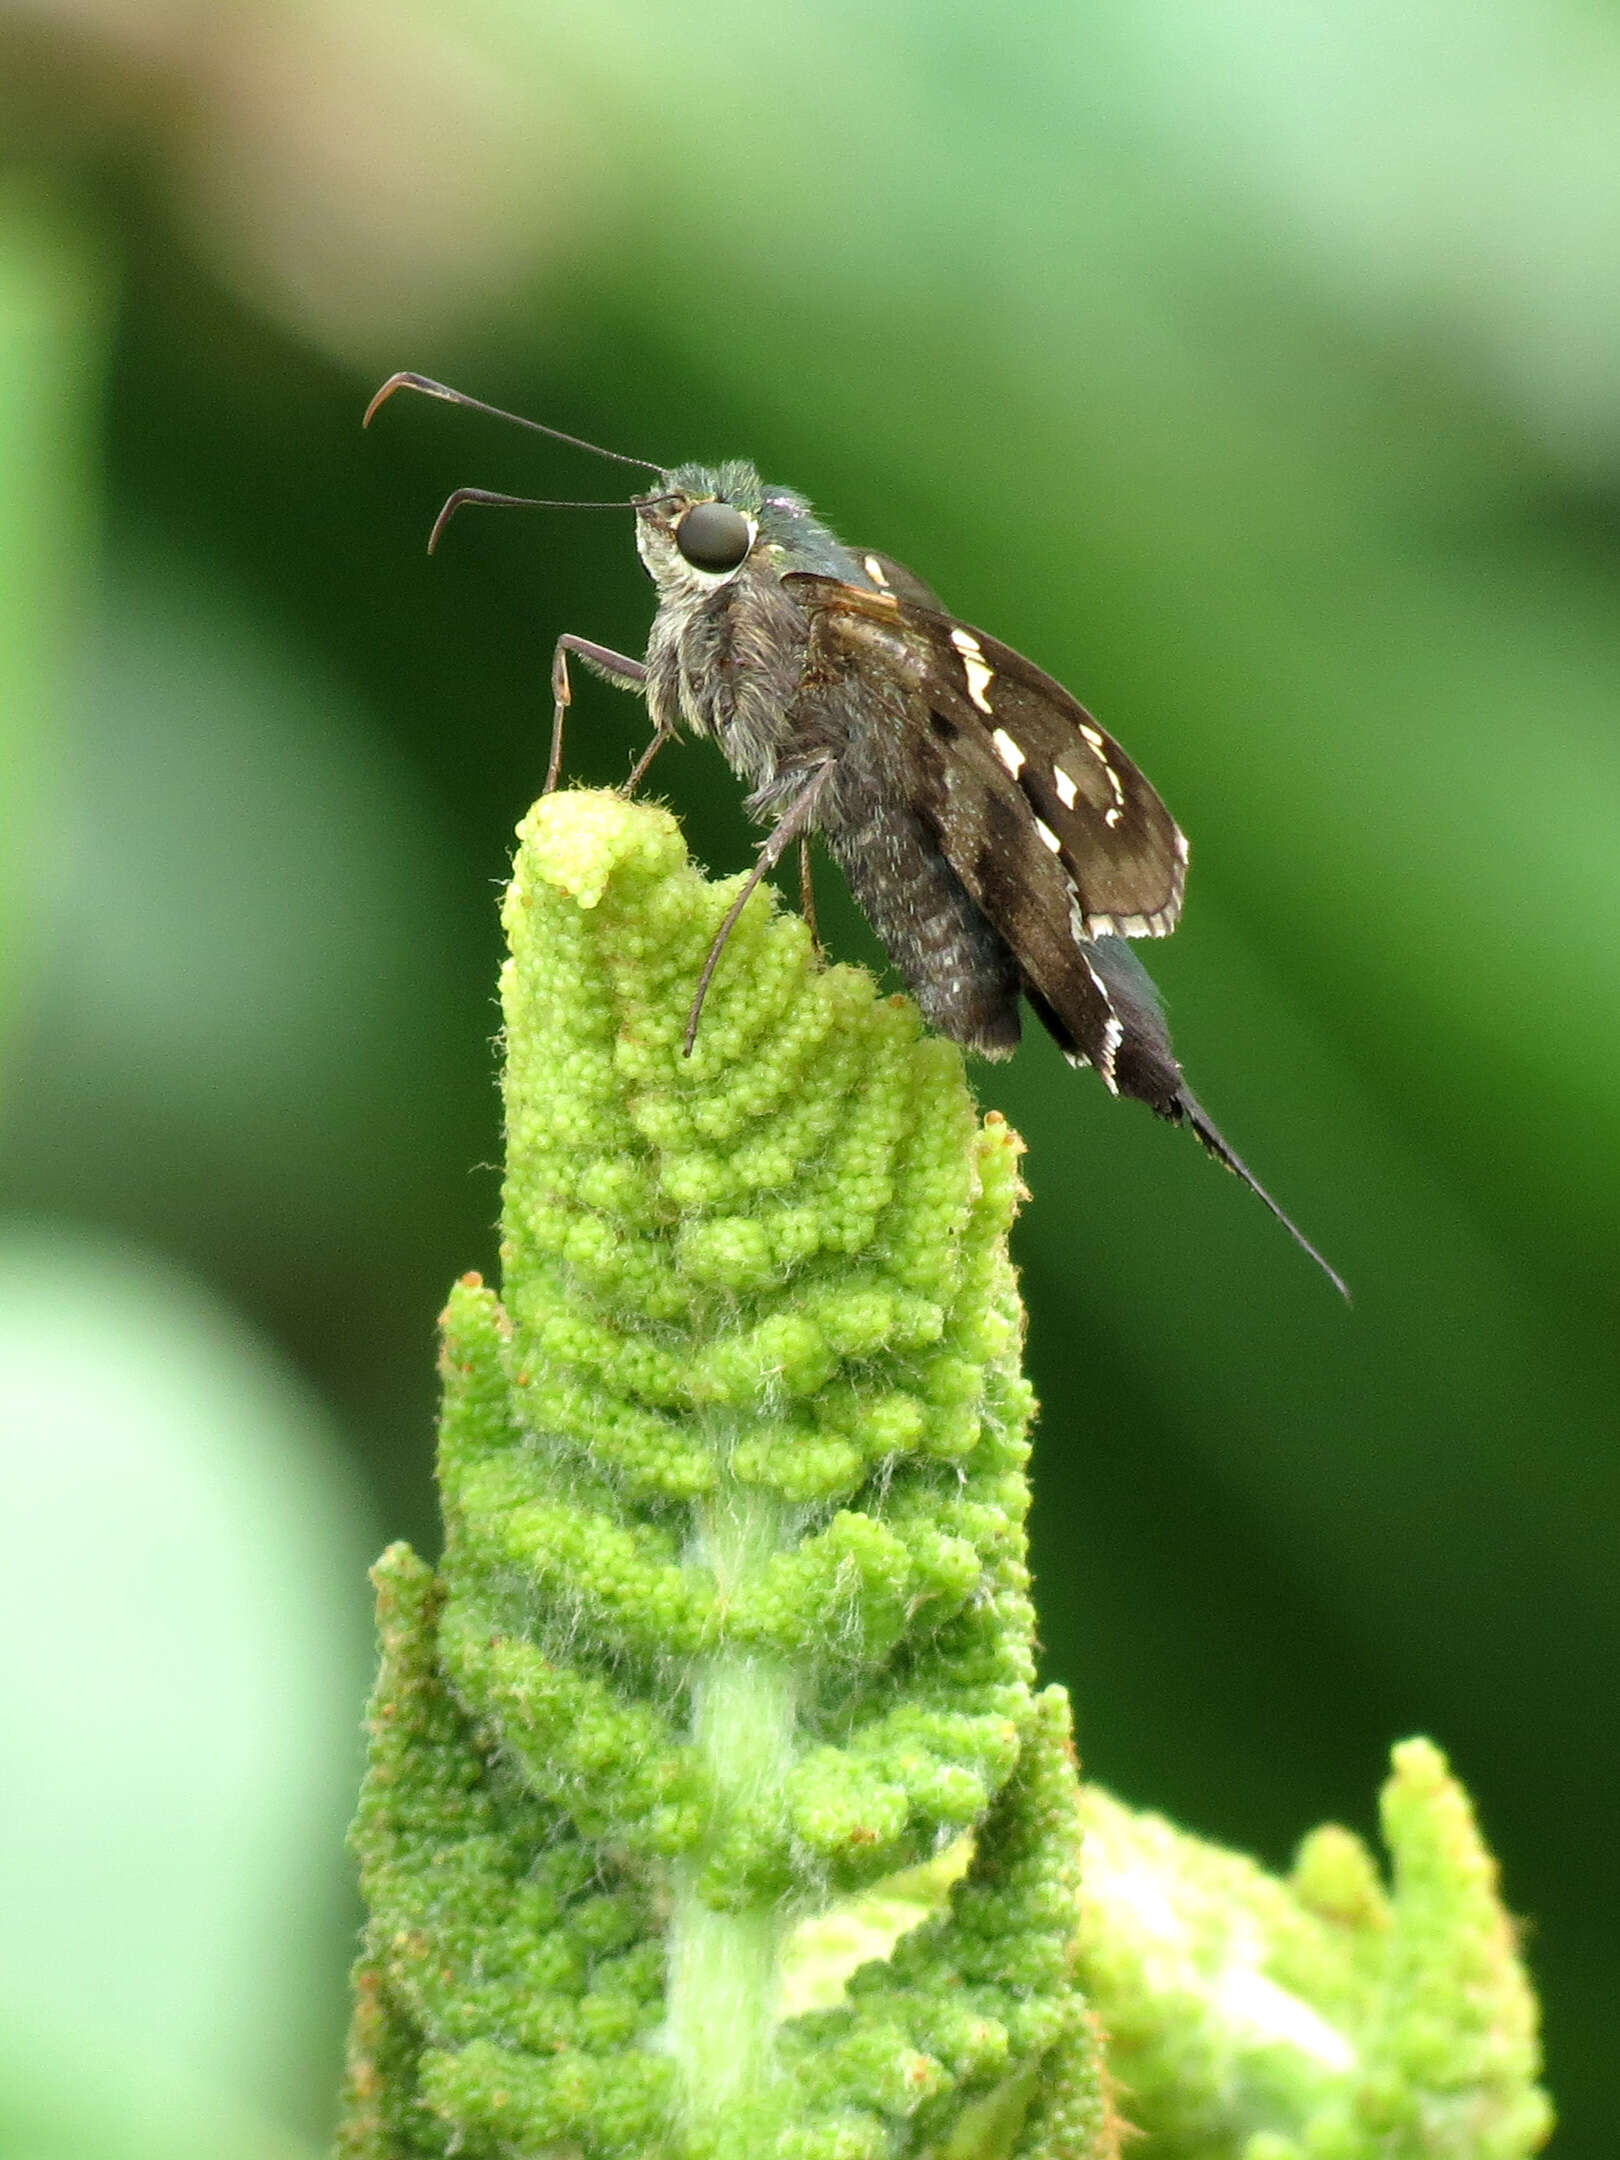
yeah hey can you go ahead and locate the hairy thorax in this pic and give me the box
[646,569,816,794]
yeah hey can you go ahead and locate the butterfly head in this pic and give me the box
[634,462,862,601]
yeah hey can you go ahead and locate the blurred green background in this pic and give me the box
[1,2,1614,2152]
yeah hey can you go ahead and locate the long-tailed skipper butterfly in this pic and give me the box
[367,372,1347,1298]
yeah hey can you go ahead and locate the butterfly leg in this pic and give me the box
[684,764,835,1056]
[622,721,678,798]
[546,636,648,794]
[797,835,822,952]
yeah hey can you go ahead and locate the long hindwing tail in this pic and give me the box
[1084,937,1349,1299]
[1176,1091,1351,1301]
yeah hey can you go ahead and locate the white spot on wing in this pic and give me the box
[949,626,995,714]
[1104,805,1123,828]
[992,728,1025,776]
[864,554,892,589]
[1034,817,1062,853]
[1078,721,1127,807]
[1054,767,1078,810]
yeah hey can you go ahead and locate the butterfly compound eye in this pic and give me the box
[675,500,751,571]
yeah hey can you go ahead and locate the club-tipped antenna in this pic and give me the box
[427,486,645,554]
[365,371,666,476]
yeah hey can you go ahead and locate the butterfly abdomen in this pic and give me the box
[829,819,1023,1055]
[821,750,1023,1057]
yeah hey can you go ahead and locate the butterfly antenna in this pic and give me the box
[365,371,667,475]
[427,486,638,553]
[1178,1091,1350,1302]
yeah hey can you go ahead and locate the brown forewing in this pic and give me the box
[785,575,1187,938]
[784,574,1181,1084]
